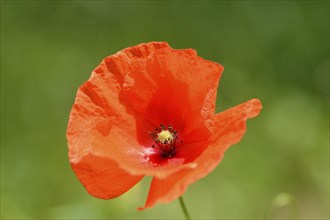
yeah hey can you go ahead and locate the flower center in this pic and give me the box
[157,130,174,144]
[149,124,178,157]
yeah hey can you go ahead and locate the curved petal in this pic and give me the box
[71,154,143,199]
[106,42,223,143]
[67,53,197,179]
[67,42,223,179]
[138,99,262,210]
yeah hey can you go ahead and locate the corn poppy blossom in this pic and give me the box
[67,42,262,210]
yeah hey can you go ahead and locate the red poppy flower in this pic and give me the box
[67,42,262,210]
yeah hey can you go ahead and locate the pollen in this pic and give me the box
[157,130,174,144]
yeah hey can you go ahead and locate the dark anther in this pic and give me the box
[149,123,182,158]
[148,131,154,138]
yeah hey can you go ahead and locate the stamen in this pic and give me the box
[148,124,181,157]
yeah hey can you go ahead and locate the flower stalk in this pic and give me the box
[179,196,191,220]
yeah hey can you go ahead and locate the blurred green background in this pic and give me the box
[1,1,329,219]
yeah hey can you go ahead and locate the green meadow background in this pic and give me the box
[1,1,329,219]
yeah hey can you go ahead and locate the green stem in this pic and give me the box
[179,196,191,220]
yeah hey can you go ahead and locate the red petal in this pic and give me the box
[105,42,223,145]
[71,154,143,199]
[139,99,262,209]
[67,47,199,179]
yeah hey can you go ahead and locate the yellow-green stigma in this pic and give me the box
[157,130,174,144]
